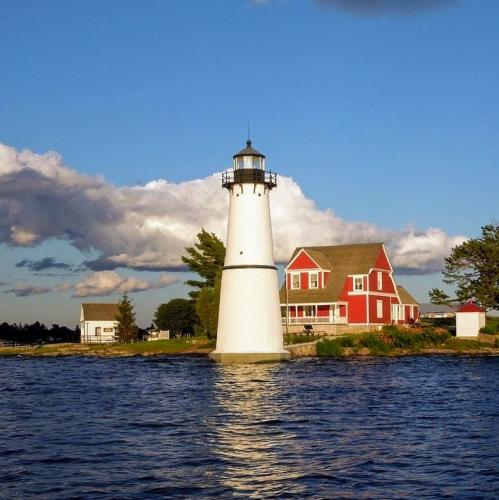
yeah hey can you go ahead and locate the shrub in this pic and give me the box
[337,335,356,348]
[317,339,344,357]
[480,325,496,335]
[487,316,499,333]
[193,325,208,338]
[420,327,451,345]
[359,333,390,355]
[390,329,419,348]
[382,324,399,333]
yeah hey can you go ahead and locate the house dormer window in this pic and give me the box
[310,272,319,289]
[291,273,300,289]
[354,276,363,291]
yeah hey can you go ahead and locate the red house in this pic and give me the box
[279,243,419,328]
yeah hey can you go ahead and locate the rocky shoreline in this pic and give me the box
[1,343,499,359]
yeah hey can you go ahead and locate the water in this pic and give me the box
[1,356,498,499]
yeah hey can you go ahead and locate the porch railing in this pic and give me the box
[282,316,348,325]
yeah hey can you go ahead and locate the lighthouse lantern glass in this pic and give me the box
[234,155,265,170]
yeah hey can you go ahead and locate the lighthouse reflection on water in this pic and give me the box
[207,363,303,496]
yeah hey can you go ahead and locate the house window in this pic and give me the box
[354,277,363,291]
[392,304,398,321]
[376,300,383,319]
[95,327,101,335]
[377,271,382,291]
[310,272,319,289]
[291,273,300,289]
[103,328,114,333]
[392,304,404,322]
[304,305,314,317]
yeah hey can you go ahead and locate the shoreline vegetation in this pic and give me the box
[0,325,498,358]
[316,325,499,358]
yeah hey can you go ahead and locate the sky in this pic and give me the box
[0,0,498,327]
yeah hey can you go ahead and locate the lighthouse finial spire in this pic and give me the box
[247,122,251,146]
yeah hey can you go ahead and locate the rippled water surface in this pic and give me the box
[1,356,499,498]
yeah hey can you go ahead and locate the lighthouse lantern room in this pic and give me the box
[210,140,289,363]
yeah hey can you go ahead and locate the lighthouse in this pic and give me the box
[209,140,290,363]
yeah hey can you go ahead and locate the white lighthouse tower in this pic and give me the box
[209,140,289,363]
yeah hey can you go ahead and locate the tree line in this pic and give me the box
[0,322,80,344]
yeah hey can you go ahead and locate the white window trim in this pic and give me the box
[392,304,398,321]
[377,271,382,291]
[392,304,405,321]
[376,300,383,319]
[309,272,319,289]
[353,275,364,292]
[290,272,300,290]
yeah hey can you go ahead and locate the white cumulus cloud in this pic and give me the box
[72,271,178,297]
[0,142,465,274]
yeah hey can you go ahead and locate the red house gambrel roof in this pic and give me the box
[456,302,484,313]
[280,242,399,304]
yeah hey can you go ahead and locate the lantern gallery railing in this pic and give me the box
[222,169,277,189]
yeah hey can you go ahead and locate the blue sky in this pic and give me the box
[0,0,498,326]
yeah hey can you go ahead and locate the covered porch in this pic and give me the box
[281,303,348,325]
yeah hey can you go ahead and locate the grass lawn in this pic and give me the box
[284,334,324,345]
[0,338,216,357]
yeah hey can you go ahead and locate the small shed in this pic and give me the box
[455,302,486,338]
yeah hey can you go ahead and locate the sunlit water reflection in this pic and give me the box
[1,356,498,498]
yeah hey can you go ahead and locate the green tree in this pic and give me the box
[442,223,499,310]
[181,229,225,299]
[154,298,199,336]
[428,288,453,307]
[115,293,138,343]
[195,271,222,338]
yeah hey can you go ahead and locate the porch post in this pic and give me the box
[285,275,289,337]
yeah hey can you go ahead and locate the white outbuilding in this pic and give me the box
[455,301,486,338]
[146,328,170,341]
[80,303,119,344]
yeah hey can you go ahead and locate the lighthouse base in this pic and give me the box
[209,351,290,364]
